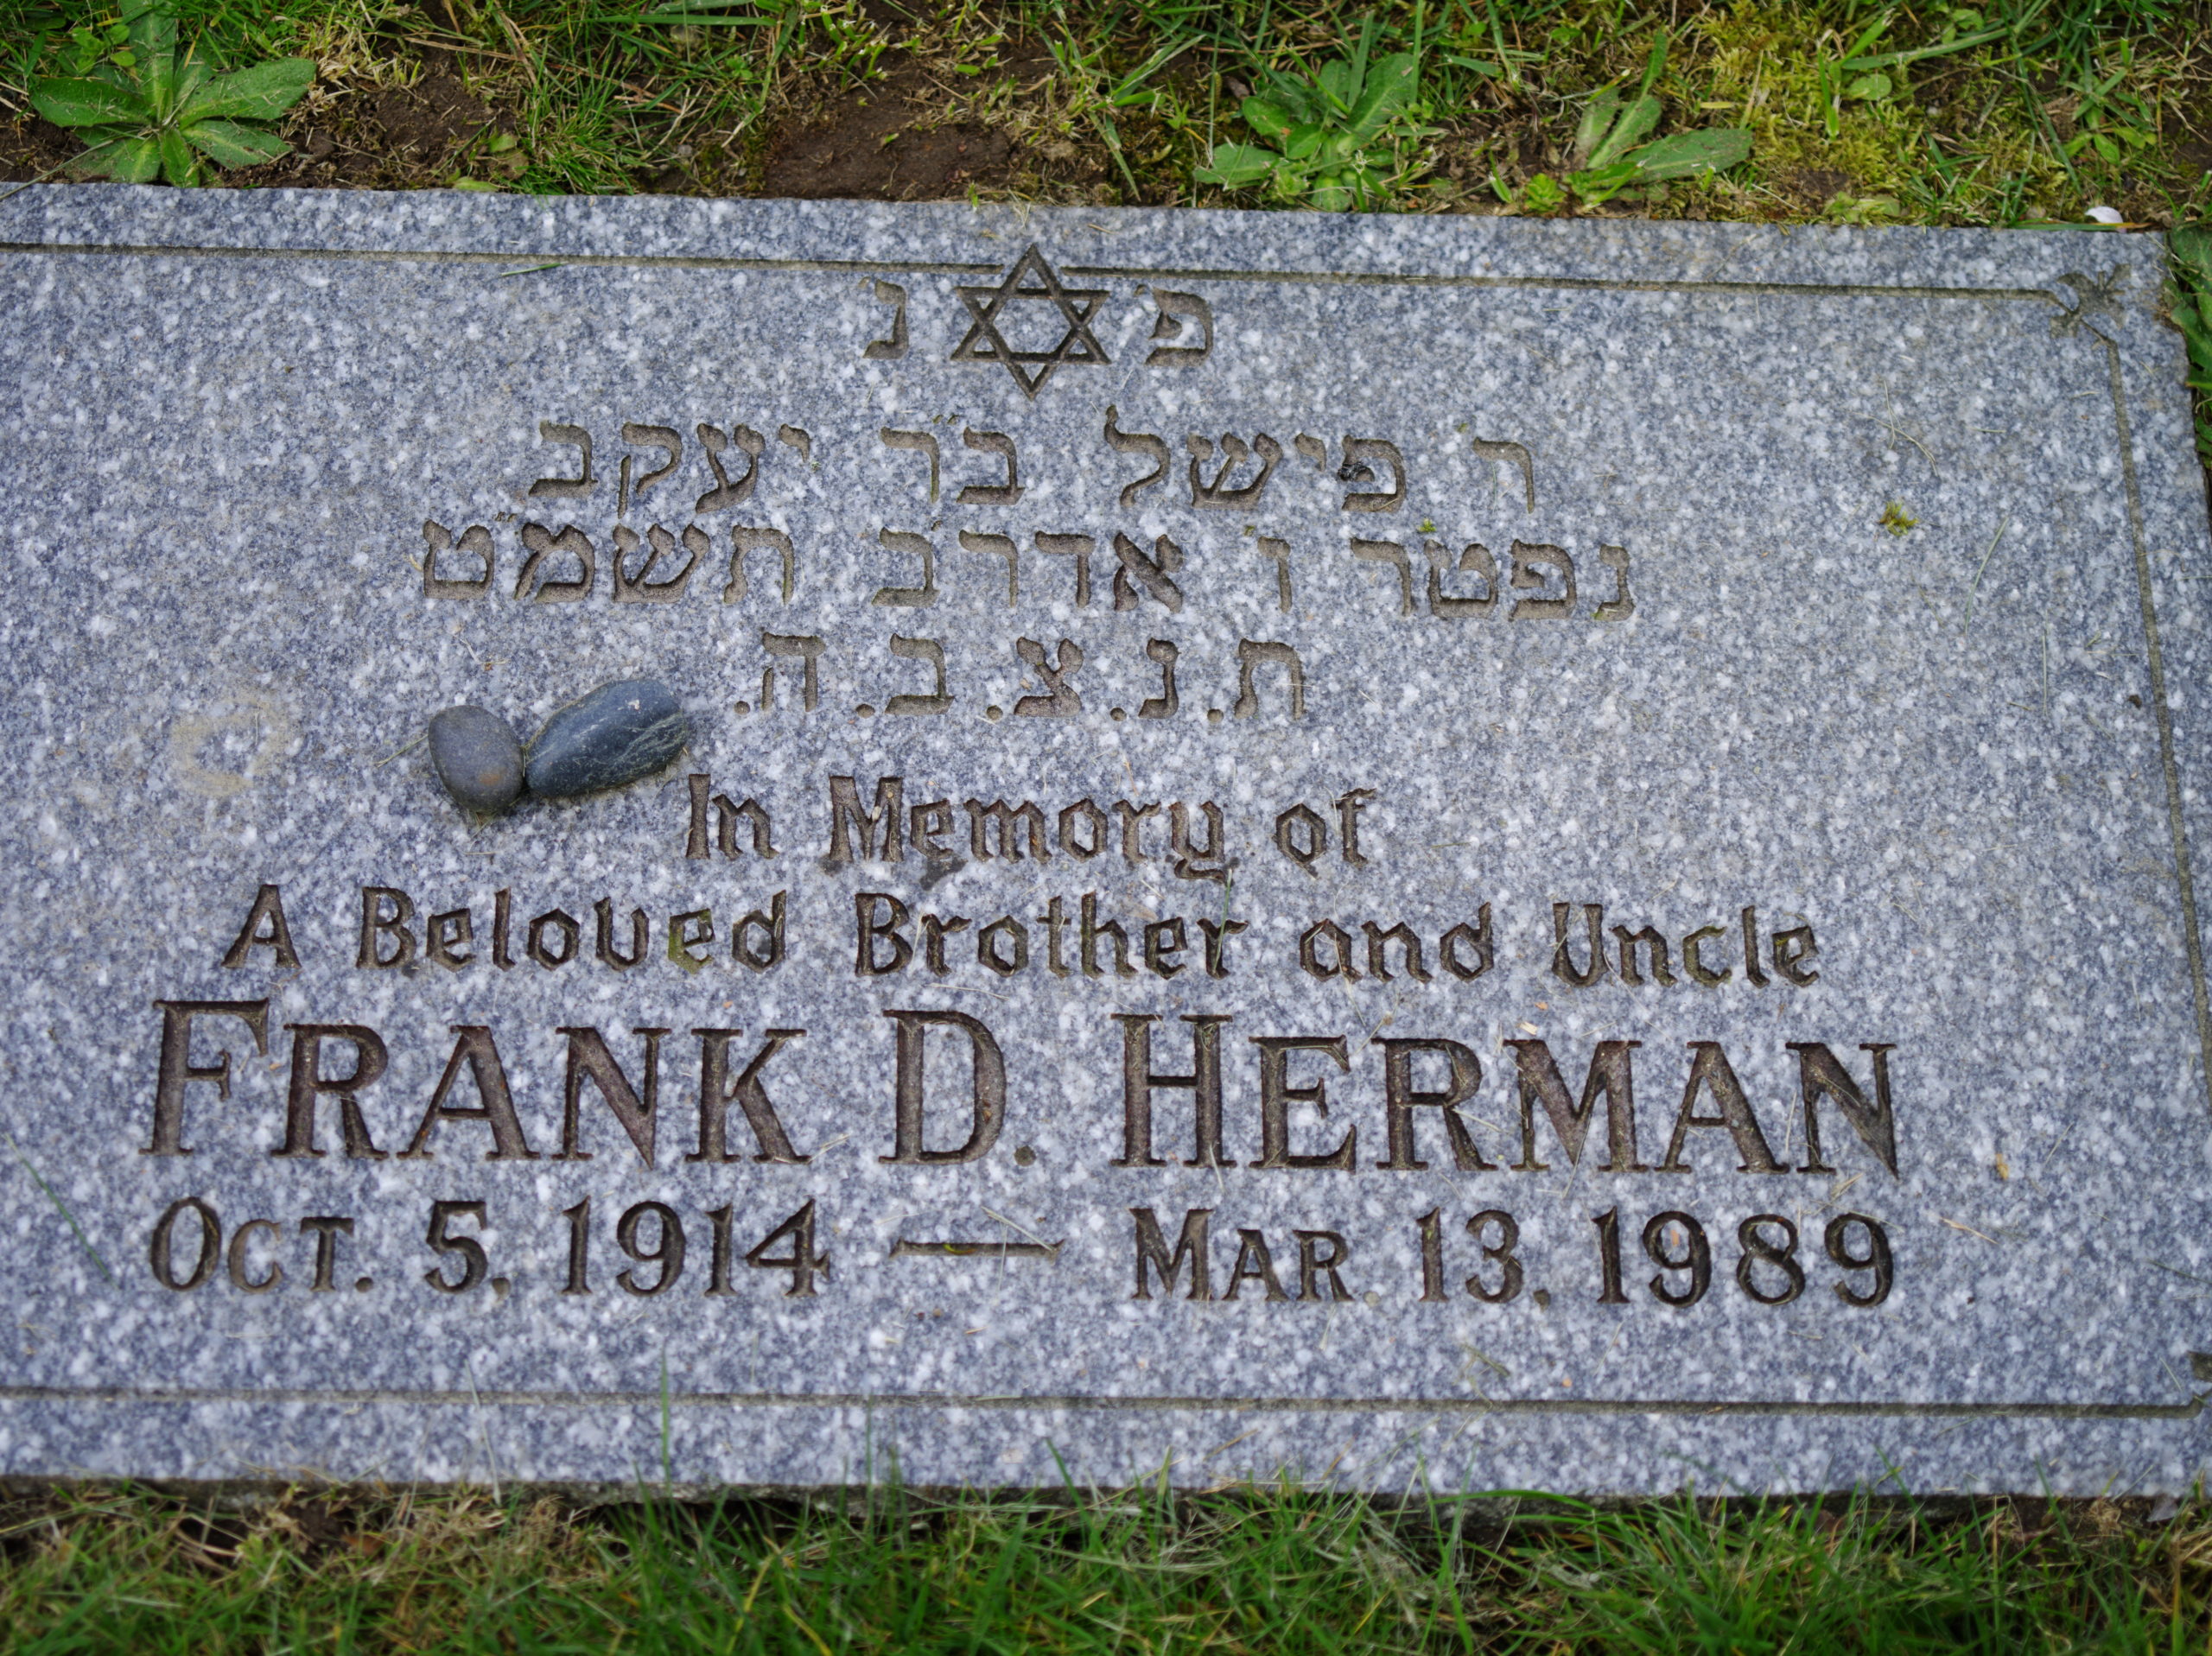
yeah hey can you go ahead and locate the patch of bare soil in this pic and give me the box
[1783,167,1856,210]
[245,53,506,190]
[371,68,494,163]
[2178,82,2212,185]
[0,115,90,185]
[762,79,1011,200]
[759,43,1102,202]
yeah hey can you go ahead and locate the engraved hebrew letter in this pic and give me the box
[959,531,1018,606]
[1186,435,1219,494]
[1509,541,1576,619]
[1350,538,1414,616]
[1339,437,1405,512]
[1188,434,1282,508]
[423,520,493,598]
[759,632,823,712]
[1257,536,1293,612]
[1014,638,1084,716]
[622,424,683,516]
[1112,531,1185,612]
[1294,435,1328,468]
[873,530,938,608]
[1233,640,1305,719]
[1469,438,1535,511]
[1140,639,1179,719]
[516,523,595,601]
[1427,540,1499,618]
[695,423,766,513]
[887,636,951,714]
[881,429,940,503]
[613,523,704,603]
[957,428,1023,506]
[1145,289,1213,365]
[1035,532,1095,607]
[1594,544,1634,620]
[1105,405,1169,509]
[865,280,909,358]
[777,424,812,462]
[530,422,594,498]
[724,527,796,605]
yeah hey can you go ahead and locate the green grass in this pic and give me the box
[3,1482,2211,1651]
[0,0,2207,224]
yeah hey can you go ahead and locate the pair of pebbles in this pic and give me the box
[429,677,689,815]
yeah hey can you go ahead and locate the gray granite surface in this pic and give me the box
[0,185,2208,1495]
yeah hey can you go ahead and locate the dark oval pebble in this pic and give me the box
[524,677,690,799]
[428,705,524,815]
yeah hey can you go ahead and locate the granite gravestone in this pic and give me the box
[1,187,2208,1496]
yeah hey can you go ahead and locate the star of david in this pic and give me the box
[949,244,1109,397]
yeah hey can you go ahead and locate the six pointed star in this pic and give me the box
[949,244,1110,397]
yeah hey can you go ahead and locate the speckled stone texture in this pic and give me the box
[0,186,2208,1496]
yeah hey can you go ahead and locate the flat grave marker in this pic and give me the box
[1,187,2208,1494]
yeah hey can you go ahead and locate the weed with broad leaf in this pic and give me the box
[2169,226,2212,463]
[1565,32,1752,207]
[1195,20,1429,211]
[29,0,311,186]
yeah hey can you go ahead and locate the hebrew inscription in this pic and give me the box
[419,379,1628,730]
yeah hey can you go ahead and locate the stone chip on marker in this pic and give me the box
[426,704,524,815]
[524,677,690,799]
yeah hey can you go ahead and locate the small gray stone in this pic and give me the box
[426,705,523,814]
[524,677,689,798]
